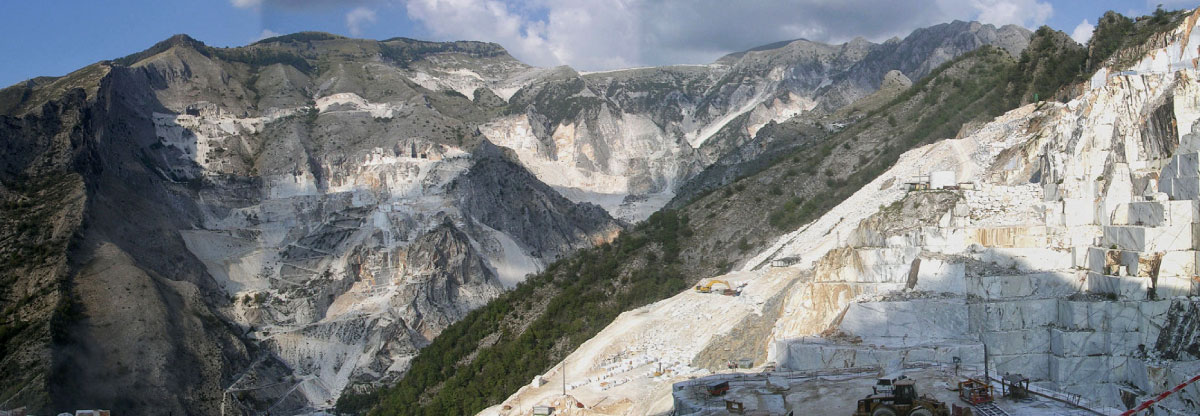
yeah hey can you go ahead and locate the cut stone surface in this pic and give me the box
[1087,272,1152,300]
[1160,152,1200,200]
[839,299,969,341]
[1102,224,1193,251]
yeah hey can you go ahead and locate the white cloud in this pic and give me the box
[1071,19,1094,45]
[346,6,378,37]
[400,0,1055,71]
[967,0,1053,28]
[404,0,559,67]
[255,28,282,42]
[232,0,370,9]
[231,0,262,8]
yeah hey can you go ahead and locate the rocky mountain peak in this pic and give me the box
[0,11,1085,415]
[111,33,209,66]
[463,8,1200,416]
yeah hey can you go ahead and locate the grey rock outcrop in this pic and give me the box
[0,34,620,414]
[0,18,1031,414]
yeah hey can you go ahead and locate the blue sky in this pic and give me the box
[0,1,1187,87]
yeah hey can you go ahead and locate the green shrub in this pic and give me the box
[359,211,694,415]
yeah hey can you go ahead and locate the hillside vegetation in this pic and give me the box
[1004,6,1189,104]
[340,24,1112,414]
[1,8,1180,416]
[349,7,1195,411]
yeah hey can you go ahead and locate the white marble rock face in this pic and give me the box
[488,10,1200,416]
[152,88,627,407]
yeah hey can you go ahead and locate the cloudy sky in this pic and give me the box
[0,1,1192,86]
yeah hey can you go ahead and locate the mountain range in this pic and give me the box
[4,8,1198,416]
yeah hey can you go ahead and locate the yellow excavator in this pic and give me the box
[694,279,740,295]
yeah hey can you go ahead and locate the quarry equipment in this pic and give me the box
[999,374,1028,399]
[694,279,740,295]
[706,381,730,396]
[966,403,1008,416]
[853,378,951,416]
[957,378,993,405]
[1119,373,1200,416]
[872,377,896,396]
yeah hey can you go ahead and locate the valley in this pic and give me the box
[2,4,1198,416]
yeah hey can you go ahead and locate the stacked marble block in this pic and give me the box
[954,271,1180,408]
[966,273,1075,381]
[964,273,1176,403]
[781,297,984,372]
[777,248,982,371]
[1088,199,1200,300]
[1047,298,1174,402]
[1063,150,1200,406]
[1100,149,1200,281]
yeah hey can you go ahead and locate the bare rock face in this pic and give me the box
[814,21,1032,111]
[0,59,261,414]
[880,69,914,90]
[0,20,1030,414]
[490,10,1200,416]
[483,23,1029,222]
[1155,301,1200,360]
[0,34,621,414]
[454,141,621,261]
[55,243,251,415]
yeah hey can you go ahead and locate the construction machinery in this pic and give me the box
[999,374,1029,399]
[694,279,742,295]
[957,378,994,405]
[853,377,951,416]
[706,381,730,396]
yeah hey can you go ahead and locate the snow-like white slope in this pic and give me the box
[471,221,544,289]
[486,9,1200,415]
[743,106,1033,272]
[481,267,798,416]
[480,110,695,222]
[483,97,1036,416]
[479,88,815,222]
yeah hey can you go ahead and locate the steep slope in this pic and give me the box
[488,8,1200,416]
[664,22,1028,210]
[815,20,1030,110]
[481,24,1030,221]
[668,69,913,208]
[0,34,621,415]
[358,9,1198,415]
[1,18,1034,416]
[0,59,263,414]
[128,37,624,412]
[0,93,90,410]
[361,42,1027,416]
[479,46,1026,416]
